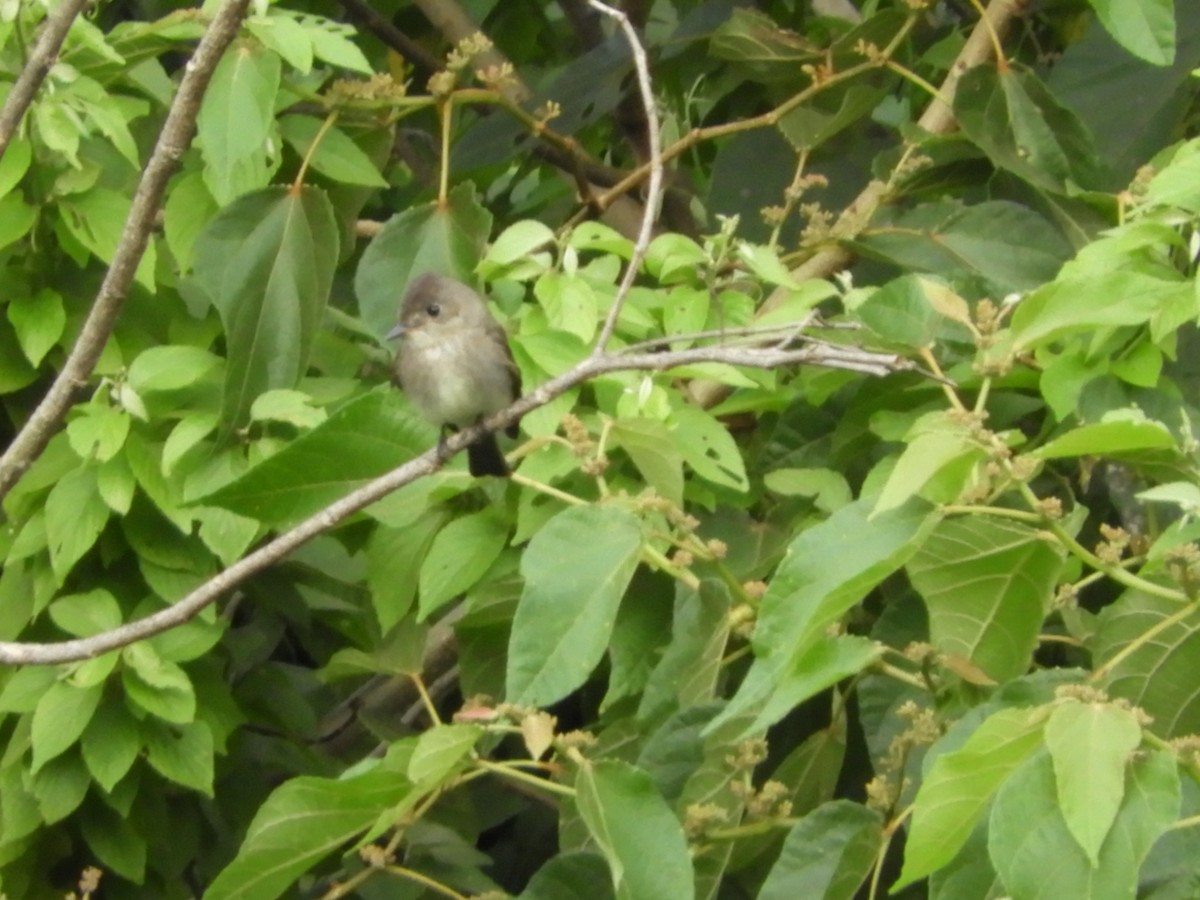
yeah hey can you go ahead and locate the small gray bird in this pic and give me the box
[387,273,520,477]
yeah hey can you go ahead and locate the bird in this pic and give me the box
[387,273,520,477]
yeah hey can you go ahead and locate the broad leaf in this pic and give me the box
[575,759,695,900]
[507,506,642,707]
[191,186,339,430]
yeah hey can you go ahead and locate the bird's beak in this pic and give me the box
[385,322,406,341]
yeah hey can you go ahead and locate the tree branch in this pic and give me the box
[337,0,441,76]
[588,0,662,353]
[687,0,1029,407]
[0,0,91,161]
[0,339,912,665]
[0,0,253,505]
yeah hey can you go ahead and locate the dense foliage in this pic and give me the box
[0,0,1198,897]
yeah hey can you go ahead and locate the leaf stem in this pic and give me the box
[292,111,339,192]
[475,758,576,797]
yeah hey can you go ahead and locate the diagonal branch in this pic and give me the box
[686,0,1028,408]
[0,339,912,665]
[0,0,253,505]
[0,0,91,160]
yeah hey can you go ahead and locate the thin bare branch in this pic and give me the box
[0,0,91,160]
[337,0,441,76]
[587,0,662,353]
[0,339,910,666]
[0,0,253,504]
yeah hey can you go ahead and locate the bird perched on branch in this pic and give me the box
[387,273,520,477]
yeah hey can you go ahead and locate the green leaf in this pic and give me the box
[0,192,36,252]
[763,467,852,512]
[521,852,614,900]
[645,234,707,284]
[81,802,147,881]
[1010,272,1190,352]
[126,345,220,394]
[895,706,1049,888]
[31,680,103,773]
[80,694,142,792]
[1034,415,1177,459]
[190,186,339,429]
[669,404,748,492]
[988,748,1179,900]
[48,588,122,637]
[575,759,695,900]
[299,14,372,73]
[0,136,31,198]
[164,170,218,271]
[245,15,313,73]
[249,389,326,428]
[163,412,220,476]
[1092,591,1200,737]
[205,770,413,900]
[535,273,598,343]
[407,724,482,784]
[611,418,684,506]
[873,411,987,515]
[205,391,433,524]
[908,517,1064,681]
[1088,0,1175,65]
[278,115,387,187]
[854,275,974,350]
[66,402,130,462]
[196,42,281,203]
[58,186,156,289]
[507,506,643,707]
[45,465,110,582]
[1044,701,1142,864]
[32,753,90,823]
[144,719,214,795]
[856,204,1072,295]
[121,643,196,724]
[639,580,732,723]
[418,511,508,621]
[757,801,883,900]
[711,499,937,734]
[954,64,1104,193]
[354,182,492,337]
[7,288,65,366]
[0,666,58,713]
[486,219,557,267]
[368,510,448,632]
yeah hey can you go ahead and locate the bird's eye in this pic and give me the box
[426,303,441,317]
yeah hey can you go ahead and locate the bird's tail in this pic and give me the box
[467,434,510,477]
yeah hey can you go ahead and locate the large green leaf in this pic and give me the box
[988,748,1179,900]
[354,182,492,337]
[191,186,339,430]
[711,499,938,734]
[1088,0,1175,66]
[196,42,281,203]
[575,759,695,900]
[857,202,1072,294]
[205,769,414,900]
[955,64,1105,193]
[896,706,1049,888]
[1092,591,1200,737]
[908,516,1064,682]
[204,391,434,525]
[1010,270,1191,351]
[1044,701,1142,864]
[507,506,643,707]
[757,801,882,900]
